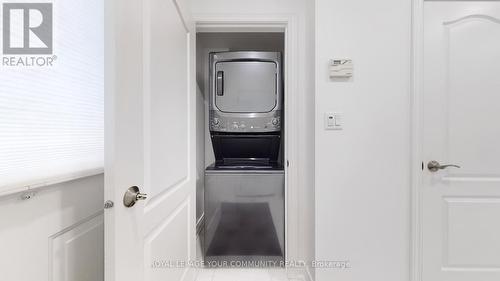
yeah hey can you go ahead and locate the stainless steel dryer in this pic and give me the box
[209,51,283,166]
[209,51,282,133]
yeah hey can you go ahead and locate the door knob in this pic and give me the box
[123,186,148,207]
[427,160,461,172]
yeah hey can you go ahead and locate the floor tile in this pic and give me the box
[211,268,270,281]
[268,268,288,281]
[195,268,215,281]
[196,267,296,281]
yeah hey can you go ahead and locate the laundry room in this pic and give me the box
[195,31,287,264]
[6,0,500,280]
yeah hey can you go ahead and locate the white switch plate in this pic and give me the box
[325,112,343,130]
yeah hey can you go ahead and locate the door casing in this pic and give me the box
[410,1,425,280]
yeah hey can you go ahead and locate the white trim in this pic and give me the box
[410,0,424,281]
[103,1,116,281]
[0,168,104,197]
[305,265,314,281]
[443,14,500,25]
[196,213,205,235]
[285,265,313,281]
[193,13,300,264]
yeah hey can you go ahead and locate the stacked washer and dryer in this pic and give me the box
[204,51,285,264]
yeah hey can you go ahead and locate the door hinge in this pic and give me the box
[20,191,36,200]
[104,200,114,209]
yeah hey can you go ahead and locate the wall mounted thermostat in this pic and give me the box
[329,59,353,78]
[325,112,343,130]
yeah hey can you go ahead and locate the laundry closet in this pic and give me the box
[195,32,286,265]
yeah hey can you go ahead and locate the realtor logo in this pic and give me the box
[2,3,53,54]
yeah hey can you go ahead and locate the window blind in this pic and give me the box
[0,0,104,193]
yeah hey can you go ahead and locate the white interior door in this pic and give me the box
[104,0,196,281]
[422,2,500,280]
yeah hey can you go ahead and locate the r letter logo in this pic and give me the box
[2,3,53,54]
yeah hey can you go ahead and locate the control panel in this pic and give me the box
[210,111,281,133]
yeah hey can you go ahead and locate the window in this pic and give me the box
[0,1,104,193]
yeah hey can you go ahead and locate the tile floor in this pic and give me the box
[194,238,304,281]
[195,268,304,281]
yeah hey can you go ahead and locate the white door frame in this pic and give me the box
[193,14,301,266]
[410,0,425,280]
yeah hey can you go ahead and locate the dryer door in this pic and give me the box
[215,61,277,113]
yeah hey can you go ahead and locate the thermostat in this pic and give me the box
[329,59,353,78]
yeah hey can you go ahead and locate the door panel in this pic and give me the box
[422,2,500,281]
[51,214,104,281]
[444,197,500,268]
[105,0,195,280]
[146,0,188,199]
[446,12,500,177]
[215,61,277,113]
[145,200,190,281]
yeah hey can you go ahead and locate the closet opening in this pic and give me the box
[195,31,288,266]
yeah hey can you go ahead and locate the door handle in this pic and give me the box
[427,160,461,172]
[123,186,148,207]
[216,71,224,96]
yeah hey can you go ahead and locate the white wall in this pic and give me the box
[314,0,411,281]
[0,175,104,281]
[191,0,315,278]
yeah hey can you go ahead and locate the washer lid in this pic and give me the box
[215,61,277,113]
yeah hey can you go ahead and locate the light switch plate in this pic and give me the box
[325,112,343,130]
